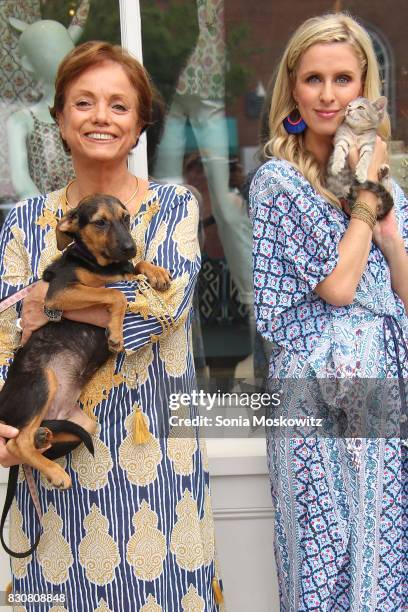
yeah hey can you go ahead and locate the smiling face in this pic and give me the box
[292,42,364,140]
[57,60,140,166]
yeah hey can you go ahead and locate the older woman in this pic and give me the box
[0,42,222,611]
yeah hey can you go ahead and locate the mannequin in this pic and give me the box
[7,1,89,199]
[153,0,253,307]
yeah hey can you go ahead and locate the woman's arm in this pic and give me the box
[21,188,201,352]
[373,206,408,312]
[314,137,388,306]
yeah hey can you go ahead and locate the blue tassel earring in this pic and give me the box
[283,108,307,134]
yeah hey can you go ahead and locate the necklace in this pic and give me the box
[64,176,139,210]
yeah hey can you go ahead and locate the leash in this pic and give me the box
[0,281,38,314]
[0,282,44,557]
[0,465,41,558]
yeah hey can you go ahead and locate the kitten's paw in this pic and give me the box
[378,164,390,180]
[355,169,367,183]
[331,161,344,175]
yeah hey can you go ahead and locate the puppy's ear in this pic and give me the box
[56,209,79,251]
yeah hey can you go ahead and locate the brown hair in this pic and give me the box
[50,41,153,152]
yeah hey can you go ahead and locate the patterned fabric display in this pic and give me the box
[250,158,408,610]
[0,182,222,611]
[26,112,75,194]
[176,0,226,100]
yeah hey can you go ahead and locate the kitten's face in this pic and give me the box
[344,96,387,131]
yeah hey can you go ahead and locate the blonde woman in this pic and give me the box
[250,13,408,610]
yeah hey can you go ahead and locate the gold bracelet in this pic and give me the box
[350,203,377,230]
[352,199,378,216]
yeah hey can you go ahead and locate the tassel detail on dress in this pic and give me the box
[133,407,151,444]
[212,577,224,604]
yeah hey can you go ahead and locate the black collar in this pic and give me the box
[68,240,99,265]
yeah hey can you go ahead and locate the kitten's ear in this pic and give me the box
[373,96,387,114]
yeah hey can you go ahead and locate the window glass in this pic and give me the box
[141,1,408,383]
[0,0,119,222]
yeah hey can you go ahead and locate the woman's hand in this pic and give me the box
[21,280,49,345]
[0,423,51,467]
[0,423,20,467]
[373,207,404,256]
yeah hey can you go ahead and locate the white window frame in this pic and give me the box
[119,0,148,178]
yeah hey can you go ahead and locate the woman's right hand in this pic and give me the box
[0,423,20,467]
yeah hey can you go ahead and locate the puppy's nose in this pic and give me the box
[122,242,136,258]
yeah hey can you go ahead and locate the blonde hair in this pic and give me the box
[263,12,391,206]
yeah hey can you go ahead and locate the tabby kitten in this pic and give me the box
[326,96,393,218]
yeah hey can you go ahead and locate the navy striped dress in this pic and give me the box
[0,181,222,611]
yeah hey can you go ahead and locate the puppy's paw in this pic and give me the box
[106,328,124,353]
[135,262,171,291]
[149,266,172,291]
[46,467,71,490]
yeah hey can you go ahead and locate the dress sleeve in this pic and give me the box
[250,161,341,342]
[108,188,201,354]
[0,205,33,385]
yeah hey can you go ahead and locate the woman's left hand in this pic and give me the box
[372,206,403,256]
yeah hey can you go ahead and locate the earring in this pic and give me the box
[283,108,307,134]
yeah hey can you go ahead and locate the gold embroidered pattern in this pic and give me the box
[172,198,200,262]
[119,411,162,485]
[71,425,113,490]
[79,356,123,418]
[130,197,160,265]
[146,221,168,262]
[3,225,32,287]
[37,503,73,584]
[140,595,162,612]
[167,404,197,475]
[170,490,204,571]
[49,607,67,612]
[0,305,20,368]
[199,440,210,473]
[159,323,188,377]
[121,343,153,388]
[37,228,59,278]
[126,501,166,580]
[9,500,31,577]
[78,504,120,585]
[200,486,215,565]
[36,208,58,231]
[181,585,205,612]
[93,600,113,612]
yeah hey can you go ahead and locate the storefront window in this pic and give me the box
[141,1,408,382]
[0,0,120,221]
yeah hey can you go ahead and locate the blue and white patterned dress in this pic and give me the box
[0,181,222,612]
[250,158,408,611]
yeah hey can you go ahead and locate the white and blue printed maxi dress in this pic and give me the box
[0,181,222,612]
[251,159,408,611]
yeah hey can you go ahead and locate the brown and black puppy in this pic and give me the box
[0,194,170,555]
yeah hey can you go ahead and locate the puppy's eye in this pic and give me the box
[94,219,109,229]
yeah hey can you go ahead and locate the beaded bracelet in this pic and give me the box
[350,200,377,230]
